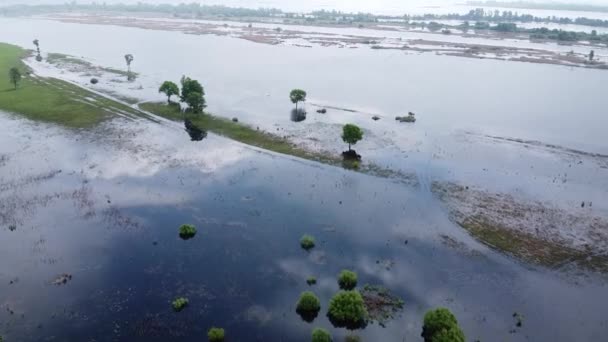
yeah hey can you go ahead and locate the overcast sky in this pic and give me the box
[3,1,608,14]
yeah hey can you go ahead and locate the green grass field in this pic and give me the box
[0,43,142,128]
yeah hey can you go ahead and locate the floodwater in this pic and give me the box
[1,112,607,342]
[0,17,606,204]
[1,13,608,342]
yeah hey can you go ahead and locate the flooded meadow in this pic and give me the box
[1,11,608,342]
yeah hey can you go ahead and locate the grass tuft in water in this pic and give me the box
[338,270,357,290]
[207,327,225,342]
[172,297,189,312]
[179,224,197,240]
[311,327,332,342]
[300,235,316,251]
[296,291,321,323]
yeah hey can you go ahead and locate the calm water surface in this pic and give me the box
[0,113,607,341]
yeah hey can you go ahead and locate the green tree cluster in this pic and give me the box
[181,76,206,113]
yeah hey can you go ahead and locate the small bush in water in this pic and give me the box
[300,235,315,250]
[179,224,197,239]
[327,291,368,329]
[172,297,189,312]
[297,291,321,322]
[421,307,465,342]
[307,276,317,286]
[338,270,357,290]
[207,327,225,342]
[311,328,332,342]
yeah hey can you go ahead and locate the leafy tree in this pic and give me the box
[159,81,179,103]
[180,76,206,113]
[311,328,332,342]
[341,124,363,151]
[9,67,21,90]
[421,308,465,342]
[183,91,203,113]
[289,89,307,111]
[124,54,134,79]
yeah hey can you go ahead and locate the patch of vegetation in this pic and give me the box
[460,216,608,272]
[140,102,341,164]
[300,235,316,250]
[140,102,419,185]
[337,270,357,290]
[396,113,416,123]
[344,335,361,342]
[0,43,146,128]
[172,297,189,312]
[178,224,197,240]
[360,284,404,327]
[46,52,134,77]
[421,308,465,342]
[296,291,321,322]
[311,328,332,342]
[327,291,368,329]
[307,276,317,286]
[207,327,225,342]
[341,124,363,153]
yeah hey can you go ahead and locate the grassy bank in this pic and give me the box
[140,102,418,185]
[460,216,608,273]
[0,43,142,128]
[140,102,343,164]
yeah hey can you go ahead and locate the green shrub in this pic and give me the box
[172,297,189,312]
[327,291,367,329]
[421,308,465,342]
[307,276,317,286]
[297,291,321,322]
[311,328,332,342]
[179,224,197,240]
[300,235,315,250]
[207,327,225,342]
[338,270,357,290]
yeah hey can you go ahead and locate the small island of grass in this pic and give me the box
[207,327,225,342]
[300,235,316,250]
[421,307,465,342]
[311,328,332,342]
[179,224,197,240]
[306,276,317,286]
[296,291,321,322]
[0,43,146,128]
[338,270,357,290]
[172,297,189,312]
[327,290,368,329]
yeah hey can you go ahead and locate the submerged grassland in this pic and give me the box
[0,43,144,128]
